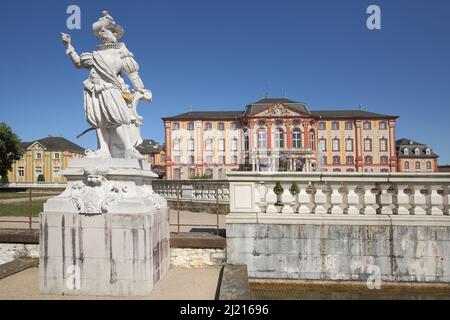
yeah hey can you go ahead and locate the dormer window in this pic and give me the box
[425,148,431,155]
[415,148,420,156]
[404,148,409,155]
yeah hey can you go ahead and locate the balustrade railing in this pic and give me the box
[152,180,230,203]
[227,172,450,216]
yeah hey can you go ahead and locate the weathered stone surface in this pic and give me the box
[170,248,225,268]
[39,208,170,296]
[227,223,450,283]
[219,265,251,300]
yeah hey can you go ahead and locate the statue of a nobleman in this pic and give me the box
[61,11,151,159]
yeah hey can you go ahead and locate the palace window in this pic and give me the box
[205,139,212,151]
[187,122,194,130]
[258,129,267,148]
[380,156,389,164]
[404,148,409,155]
[364,138,372,152]
[206,156,212,164]
[172,123,180,130]
[231,121,238,130]
[346,156,354,164]
[379,121,387,130]
[218,156,225,164]
[345,138,353,151]
[380,138,388,151]
[187,139,195,151]
[244,132,249,151]
[404,161,410,171]
[323,156,328,164]
[218,139,225,151]
[53,152,60,160]
[218,169,225,179]
[275,119,284,126]
[333,168,341,172]
[204,122,212,130]
[205,168,213,177]
[332,138,340,151]
[275,128,284,148]
[415,148,420,156]
[345,121,353,130]
[258,120,266,126]
[173,139,180,151]
[173,168,181,180]
[218,122,225,131]
[18,167,24,177]
[426,148,431,155]
[232,155,238,164]
[318,139,326,152]
[189,155,195,164]
[35,166,42,179]
[427,161,432,170]
[173,156,180,163]
[292,128,301,148]
[416,161,421,170]
[364,156,373,164]
[346,168,355,172]
[53,166,61,177]
[293,120,300,126]
[189,168,196,178]
[309,130,315,150]
[35,152,42,160]
[318,122,326,130]
[363,121,371,130]
[231,138,238,151]
[332,156,340,164]
[331,122,339,130]
[381,169,389,172]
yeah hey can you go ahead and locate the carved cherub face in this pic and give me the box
[99,27,118,44]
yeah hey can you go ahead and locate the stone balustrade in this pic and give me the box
[152,180,230,204]
[227,172,450,219]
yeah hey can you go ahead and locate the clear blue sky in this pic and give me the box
[1,0,450,163]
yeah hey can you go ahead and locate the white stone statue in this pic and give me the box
[61,11,152,159]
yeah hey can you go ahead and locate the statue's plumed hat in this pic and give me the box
[92,11,124,40]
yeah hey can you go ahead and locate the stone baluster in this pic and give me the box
[428,184,443,216]
[363,183,377,215]
[255,182,267,213]
[444,185,450,215]
[347,183,360,215]
[329,182,344,215]
[412,184,427,215]
[281,182,295,214]
[396,184,411,215]
[265,182,278,213]
[314,182,328,214]
[297,182,312,214]
[379,183,394,215]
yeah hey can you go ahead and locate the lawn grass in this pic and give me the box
[0,200,45,217]
[0,192,57,199]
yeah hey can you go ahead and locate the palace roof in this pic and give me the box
[21,137,85,153]
[136,139,164,154]
[311,110,397,119]
[162,111,243,120]
[396,138,439,158]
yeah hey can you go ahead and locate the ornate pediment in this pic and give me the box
[257,104,299,117]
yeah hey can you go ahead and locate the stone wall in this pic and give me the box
[0,244,39,265]
[170,248,225,268]
[227,223,450,283]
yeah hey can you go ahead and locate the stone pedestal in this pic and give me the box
[39,158,170,296]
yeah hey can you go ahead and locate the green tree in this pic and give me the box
[0,123,23,180]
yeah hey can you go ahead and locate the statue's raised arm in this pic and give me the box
[61,11,152,159]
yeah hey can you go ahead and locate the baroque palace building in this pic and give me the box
[5,137,85,184]
[162,98,438,179]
